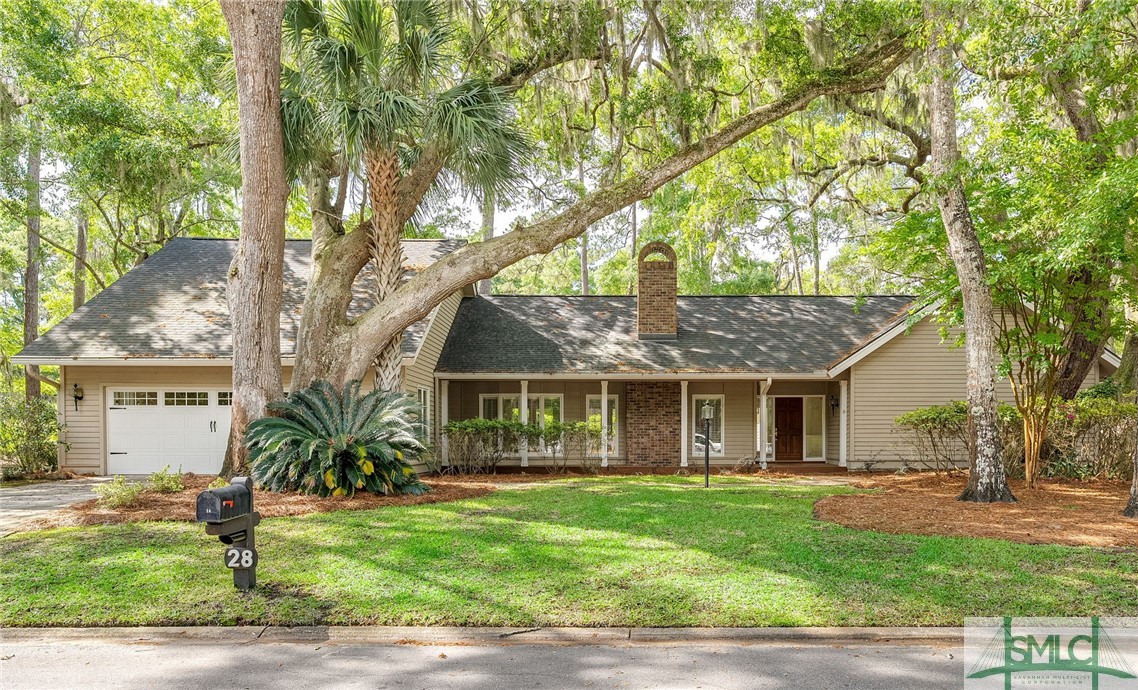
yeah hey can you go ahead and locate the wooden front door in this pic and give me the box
[775,397,803,461]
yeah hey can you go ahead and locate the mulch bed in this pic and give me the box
[814,472,1138,548]
[16,474,495,532]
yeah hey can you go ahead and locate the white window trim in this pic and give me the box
[416,387,431,438]
[477,393,565,456]
[691,394,726,457]
[527,394,565,456]
[585,394,619,458]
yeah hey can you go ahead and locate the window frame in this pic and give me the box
[691,394,726,457]
[416,386,431,439]
[801,394,826,461]
[478,393,564,456]
[584,394,619,458]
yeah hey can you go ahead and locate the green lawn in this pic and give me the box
[1,476,1135,627]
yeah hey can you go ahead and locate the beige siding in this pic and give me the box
[401,290,463,451]
[849,316,1102,469]
[825,381,841,463]
[689,381,756,465]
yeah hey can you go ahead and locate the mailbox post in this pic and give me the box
[195,476,261,591]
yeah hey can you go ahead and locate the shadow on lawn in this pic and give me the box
[3,479,1136,627]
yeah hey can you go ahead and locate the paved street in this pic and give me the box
[0,478,107,535]
[0,632,961,689]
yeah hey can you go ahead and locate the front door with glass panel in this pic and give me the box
[771,396,825,462]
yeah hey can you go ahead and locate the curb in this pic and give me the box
[0,626,965,646]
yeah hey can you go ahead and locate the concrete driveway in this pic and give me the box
[0,478,108,536]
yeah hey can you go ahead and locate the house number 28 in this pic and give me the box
[225,547,256,569]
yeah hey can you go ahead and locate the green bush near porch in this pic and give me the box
[1,476,1134,627]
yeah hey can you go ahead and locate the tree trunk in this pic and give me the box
[1125,429,1138,518]
[1117,328,1138,394]
[73,206,88,310]
[24,137,41,400]
[925,4,1014,503]
[299,35,914,389]
[365,148,406,392]
[219,0,288,477]
[1047,72,1113,400]
[478,190,495,295]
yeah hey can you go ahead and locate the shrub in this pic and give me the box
[207,476,229,490]
[541,421,589,474]
[0,394,62,478]
[892,401,969,471]
[443,418,532,474]
[893,398,1137,480]
[148,465,185,493]
[246,380,428,497]
[1047,397,1137,480]
[93,476,145,508]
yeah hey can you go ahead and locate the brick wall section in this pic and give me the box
[626,381,681,466]
[637,242,677,339]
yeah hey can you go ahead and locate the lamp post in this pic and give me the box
[701,403,714,488]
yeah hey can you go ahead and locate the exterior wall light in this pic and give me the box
[71,383,84,411]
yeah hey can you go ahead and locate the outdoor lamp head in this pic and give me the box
[72,383,84,411]
[701,403,714,420]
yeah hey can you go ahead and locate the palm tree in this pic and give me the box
[282,0,526,391]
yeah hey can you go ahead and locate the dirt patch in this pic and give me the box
[814,472,1138,548]
[15,475,494,532]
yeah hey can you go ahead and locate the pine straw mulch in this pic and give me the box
[15,474,495,532]
[814,472,1138,549]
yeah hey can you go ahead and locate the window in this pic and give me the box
[480,395,520,422]
[692,395,725,457]
[585,395,618,457]
[804,396,825,459]
[112,391,157,406]
[165,391,209,406]
[218,392,232,406]
[478,393,563,454]
[416,387,431,438]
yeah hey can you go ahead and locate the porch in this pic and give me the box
[435,375,852,470]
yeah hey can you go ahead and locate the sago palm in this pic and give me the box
[282,0,527,391]
[246,380,428,497]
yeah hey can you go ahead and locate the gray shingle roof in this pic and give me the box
[437,295,916,375]
[15,237,465,362]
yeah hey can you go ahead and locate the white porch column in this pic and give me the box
[680,380,689,467]
[759,378,771,466]
[600,380,609,468]
[439,380,449,466]
[839,379,849,468]
[519,379,529,467]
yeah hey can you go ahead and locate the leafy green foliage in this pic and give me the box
[93,476,144,508]
[246,380,428,497]
[147,465,184,494]
[0,393,60,477]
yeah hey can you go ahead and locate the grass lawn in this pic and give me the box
[1,476,1135,627]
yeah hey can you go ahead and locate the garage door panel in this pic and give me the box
[107,389,230,475]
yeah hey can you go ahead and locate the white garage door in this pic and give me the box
[106,389,233,474]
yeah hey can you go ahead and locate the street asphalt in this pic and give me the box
[0,628,963,689]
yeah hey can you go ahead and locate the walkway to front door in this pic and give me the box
[775,397,804,461]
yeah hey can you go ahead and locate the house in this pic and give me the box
[14,239,1119,475]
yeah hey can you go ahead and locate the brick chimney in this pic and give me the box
[636,242,678,340]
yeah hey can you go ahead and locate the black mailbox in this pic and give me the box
[196,484,252,523]
[195,476,261,591]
